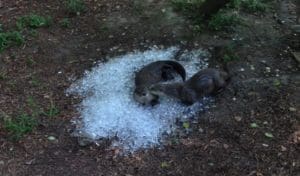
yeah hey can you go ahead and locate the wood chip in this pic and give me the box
[292,52,300,64]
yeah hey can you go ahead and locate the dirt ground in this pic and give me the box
[0,0,299,175]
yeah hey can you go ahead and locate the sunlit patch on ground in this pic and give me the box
[67,47,211,152]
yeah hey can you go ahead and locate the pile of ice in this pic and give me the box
[67,47,211,152]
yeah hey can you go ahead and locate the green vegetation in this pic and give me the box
[66,0,86,14]
[228,0,242,9]
[43,101,59,118]
[0,70,7,80]
[4,113,37,140]
[171,0,204,13]
[273,79,281,87]
[160,161,170,168]
[26,57,36,67]
[60,18,71,28]
[0,31,24,52]
[208,11,240,31]
[228,0,268,12]
[16,14,52,29]
[30,76,42,87]
[27,96,41,117]
[182,122,190,129]
[171,0,204,23]
[222,44,239,63]
[171,0,240,31]
[264,132,274,138]
[241,0,267,12]
[250,122,258,128]
[171,0,268,33]
[28,29,39,38]
[0,14,51,53]
[3,96,60,140]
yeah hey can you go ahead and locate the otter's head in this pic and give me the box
[133,87,159,106]
[149,84,167,96]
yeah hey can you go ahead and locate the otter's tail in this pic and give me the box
[162,61,186,81]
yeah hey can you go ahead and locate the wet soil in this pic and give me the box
[0,0,299,175]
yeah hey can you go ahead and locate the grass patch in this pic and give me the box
[228,0,267,12]
[29,76,42,87]
[171,0,205,21]
[0,14,51,53]
[4,113,37,140]
[28,29,39,38]
[3,97,61,140]
[171,0,204,13]
[222,44,239,63]
[0,70,7,80]
[0,31,24,53]
[208,11,240,31]
[171,0,241,31]
[43,101,60,118]
[241,0,267,12]
[16,14,52,30]
[171,0,268,33]
[66,0,86,14]
[60,18,71,28]
[26,57,36,66]
[228,0,242,9]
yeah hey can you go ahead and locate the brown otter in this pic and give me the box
[150,68,229,105]
[134,60,186,105]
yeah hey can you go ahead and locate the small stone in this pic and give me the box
[289,107,296,112]
[262,143,269,147]
[0,160,4,165]
[223,144,229,149]
[250,65,255,70]
[264,132,274,138]
[280,145,287,152]
[234,116,242,122]
[183,122,190,129]
[291,25,300,33]
[25,159,35,165]
[292,52,300,64]
[78,137,93,146]
[232,97,237,101]
[198,128,204,133]
[240,68,245,72]
[160,161,169,168]
[265,67,271,73]
[47,136,56,141]
[250,123,258,128]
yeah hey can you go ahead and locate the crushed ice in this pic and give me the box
[67,47,211,152]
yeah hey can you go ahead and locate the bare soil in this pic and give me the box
[0,0,299,175]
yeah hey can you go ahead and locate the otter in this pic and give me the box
[134,60,186,105]
[150,68,229,105]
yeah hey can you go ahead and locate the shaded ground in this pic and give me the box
[0,0,299,175]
